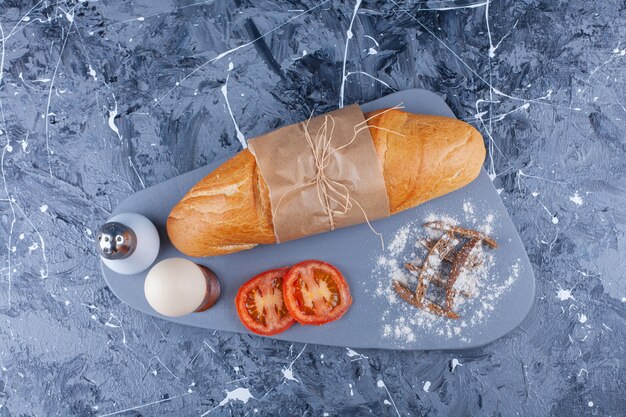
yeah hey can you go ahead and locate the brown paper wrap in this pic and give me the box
[248,104,391,243]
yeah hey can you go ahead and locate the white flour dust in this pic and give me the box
[372,200,520,345]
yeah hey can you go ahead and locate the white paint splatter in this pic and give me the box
[44,18,74,177]
[58,6,74,22]
[451,358,463,372]
[137,16,145,21]
[368,47,378,55]
[346,70,392,89]
[281,368,298,382]
[220,74,247,149]
[218,388,253,406]
[104,313,127,345]
[552,215,559,224]
[376,379,400,417]
[588,401,593,407]
[346,348,359,357]
[346,347,369,361]
[557,288,574,301]
[200,388,254,416]
[422,0,490,12]
[39,204,48,213]
[569,192,583,206]
[153,1,331,106]
[364,34,379,46]
[128,156,145,189]
[423,381,431,392]
[97,393,191,417]
[88,65,97,81]
[339,0,362,108]
[482,102,531,123]
[107,100,122,142]
[281,344,306,383]
[579,313,587,324]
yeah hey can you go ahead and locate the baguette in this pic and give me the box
[167,109,485,257]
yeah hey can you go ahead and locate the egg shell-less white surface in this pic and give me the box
[101,213,160,275]
[144,258,207,317]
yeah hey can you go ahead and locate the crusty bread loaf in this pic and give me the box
[167,109,485,257]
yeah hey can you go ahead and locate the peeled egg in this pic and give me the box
[100,213,160,275]
[144,258,220,317]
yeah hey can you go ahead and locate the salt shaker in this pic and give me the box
[97,213,160,275]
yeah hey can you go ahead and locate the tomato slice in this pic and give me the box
[283,260,352,325]
[235,267,296,335]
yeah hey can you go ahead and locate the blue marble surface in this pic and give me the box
[0,0,624,416]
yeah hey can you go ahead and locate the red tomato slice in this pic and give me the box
[283,260,352,325]
[235,267,296,335]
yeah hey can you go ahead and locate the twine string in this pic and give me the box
[272,104,405,247]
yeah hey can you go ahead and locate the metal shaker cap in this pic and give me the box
[97,222,137,260]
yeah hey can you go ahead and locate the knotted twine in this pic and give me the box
[248,104,404,247]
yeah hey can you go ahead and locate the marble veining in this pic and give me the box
[0,0,624,415]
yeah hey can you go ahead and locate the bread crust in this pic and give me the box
[167,110,485,257]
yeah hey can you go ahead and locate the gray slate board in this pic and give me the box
[101,89,535,350]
